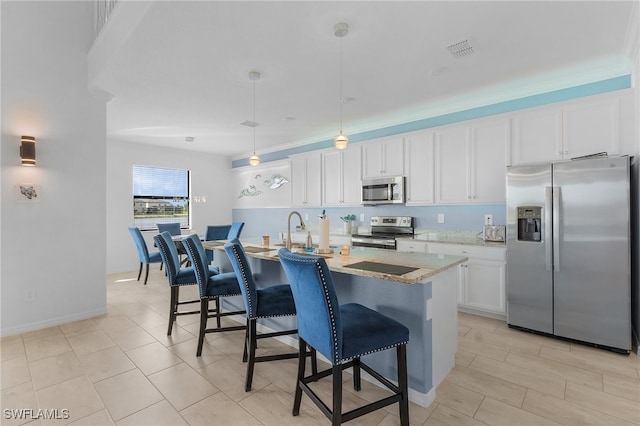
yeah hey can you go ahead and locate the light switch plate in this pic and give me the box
[360,213,365,222]
[437,213,445,224]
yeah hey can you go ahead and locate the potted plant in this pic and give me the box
[340,214,356,235]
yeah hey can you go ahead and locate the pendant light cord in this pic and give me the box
[253,77,256,153]
[339,35,343,134]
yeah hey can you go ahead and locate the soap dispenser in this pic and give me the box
[305,231,313,252]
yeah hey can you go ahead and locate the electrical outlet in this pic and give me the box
[484,214,493,225]
[437,213,445,224]
[24,289,36,302]
[360,213,365,222]
[304,213,309,221]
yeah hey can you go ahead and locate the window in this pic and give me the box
[133,165,190,231]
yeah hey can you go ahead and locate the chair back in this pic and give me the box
[278,248,342,363]
[128,227,150,262]
[224,240,257,318]
[157,223,181,236]
[205,225,231,241]
[153,231,181,284]
[228,222,245,239]
[182,234,211,297]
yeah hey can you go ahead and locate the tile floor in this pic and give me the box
[1,267,639,425]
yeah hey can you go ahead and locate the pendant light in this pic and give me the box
[248,71,261,166]
[334,22,349,150]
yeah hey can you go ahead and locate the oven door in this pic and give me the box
[351,236,396,250]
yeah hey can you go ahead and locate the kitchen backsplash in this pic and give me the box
[232,204,506,239]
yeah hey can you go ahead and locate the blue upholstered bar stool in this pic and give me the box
[154,231,221,335]
[182,235,246,356]
[224,240,317,392]
[228,221,245,239]
[128,227,163,285]
[279,248,410,426]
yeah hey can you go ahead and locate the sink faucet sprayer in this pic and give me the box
[286,211,306,250]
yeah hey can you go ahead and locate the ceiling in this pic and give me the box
[96,1,638,161]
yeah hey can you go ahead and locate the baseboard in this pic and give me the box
[458,306,507,321]
[0,307,108,338]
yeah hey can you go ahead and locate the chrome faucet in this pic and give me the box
[286,211,306,250]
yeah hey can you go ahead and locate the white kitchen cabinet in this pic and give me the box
[562,96,621,159]
[435,118,509,204]
[404,131,435,205]
[512,108,563,164]
[428,243,507,318]
[362,136,404,179]
[322,145,362,206]
[512,93,624,165]
[290,152,321,207]
[395,239,429,253]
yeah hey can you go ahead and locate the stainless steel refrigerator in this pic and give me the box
[506,155,631,353]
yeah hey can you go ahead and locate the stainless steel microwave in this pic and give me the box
[361,176,405,205]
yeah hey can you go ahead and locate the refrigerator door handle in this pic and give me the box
[552,186,561,272]
[545,187,553,271]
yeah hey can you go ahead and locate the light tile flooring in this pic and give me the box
[2,267,639,425]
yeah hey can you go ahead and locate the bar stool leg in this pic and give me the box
[292,339,307,416]
[196,299,209,356]
[397,344,409,426]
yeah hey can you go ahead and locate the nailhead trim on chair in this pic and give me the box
[231,245,296,320]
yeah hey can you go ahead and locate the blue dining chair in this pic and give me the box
[154,231,222,335]
[204,225,231,263]
[128,227,163,285]
[157,222,188,263]
[157,222,181,236]
[224,240,317,392]
[279,248,410,425]
[228,221,245,239]
[182,234,246,356]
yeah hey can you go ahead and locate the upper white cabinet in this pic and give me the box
[562,96,620,159]
[404,131,435,205]
[512,109,563,165]
[435,118,509,204]
[512,93,628,165]
[362,137,405,179]
[322,145,362,206]
[290,152,322,207]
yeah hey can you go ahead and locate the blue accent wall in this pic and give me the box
[234,204,506,240]
[232,75,631,168]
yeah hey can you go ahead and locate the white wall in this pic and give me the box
[1,2,108,336]
[107,139,234,273]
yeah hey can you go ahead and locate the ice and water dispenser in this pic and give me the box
[517,206,542,242]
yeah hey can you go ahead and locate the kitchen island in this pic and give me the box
[204,240,466,407]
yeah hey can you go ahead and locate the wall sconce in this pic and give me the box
[20,136,36,166]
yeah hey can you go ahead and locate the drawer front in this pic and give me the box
[428,243,506,261]
[396,239,429,253]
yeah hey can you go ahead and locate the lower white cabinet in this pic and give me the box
[402,242,507,318]
[436,244,506,317]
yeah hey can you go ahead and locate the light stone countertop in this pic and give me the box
[204,240,467,285]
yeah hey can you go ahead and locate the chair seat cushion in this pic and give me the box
[205,272,242,297]
[174,265,220,285]
[148,251,163,263]
[255,285,296,318]
[340,303,410,362]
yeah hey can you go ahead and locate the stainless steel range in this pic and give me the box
[351,216,414,250]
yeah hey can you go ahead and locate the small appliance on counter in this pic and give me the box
[483,225,505,242]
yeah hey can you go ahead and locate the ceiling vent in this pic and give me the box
[447,39,474,58]
[240,120,260,128]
